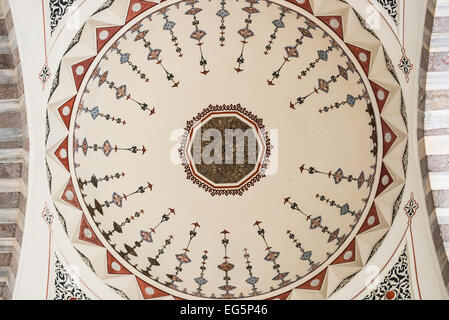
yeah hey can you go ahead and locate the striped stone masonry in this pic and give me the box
[419,0,449,293]
[0,0,446,300]
[0,0,28,300]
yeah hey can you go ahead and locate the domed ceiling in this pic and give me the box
[46,0,407,300]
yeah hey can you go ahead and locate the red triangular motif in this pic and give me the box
[126,0,157,23]
[107,252,131,275]
[54,136,70,171]
[357,203,380,234]
[61,178,82,209]
[375,163,394,197]
[347,44,371,75]
[57,96,76,129]
[297,268,327,290]
[369,80,390,113]
[270,290,292,300]
[286,0,313,13]
[136,277,170,299]
[318,16,344,40]
[78,214,103,247]
[381,119,397,157]
[96,26,122,53]
[71,57,96,90]
[332,239,356,265]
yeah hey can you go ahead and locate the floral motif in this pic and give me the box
[398,51,413,83]
[42,204,54,228]
[364,247,411,300]
[54,254,90,300]
[403,192,419,219]
[376,0,399,25]
[49,0,76,35]
[39,62,51,89]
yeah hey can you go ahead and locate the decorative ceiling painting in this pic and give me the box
[4,0,449,302]
[45,0,407,300]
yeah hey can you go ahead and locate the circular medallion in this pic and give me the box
[180,104,271,196]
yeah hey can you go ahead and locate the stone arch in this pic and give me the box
[0,0,29,300]
[419,0,449,293]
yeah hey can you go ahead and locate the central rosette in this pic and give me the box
[180,104,271,196]
[192,116,259,183]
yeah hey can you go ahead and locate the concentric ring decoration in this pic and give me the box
[46,0,407,300]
